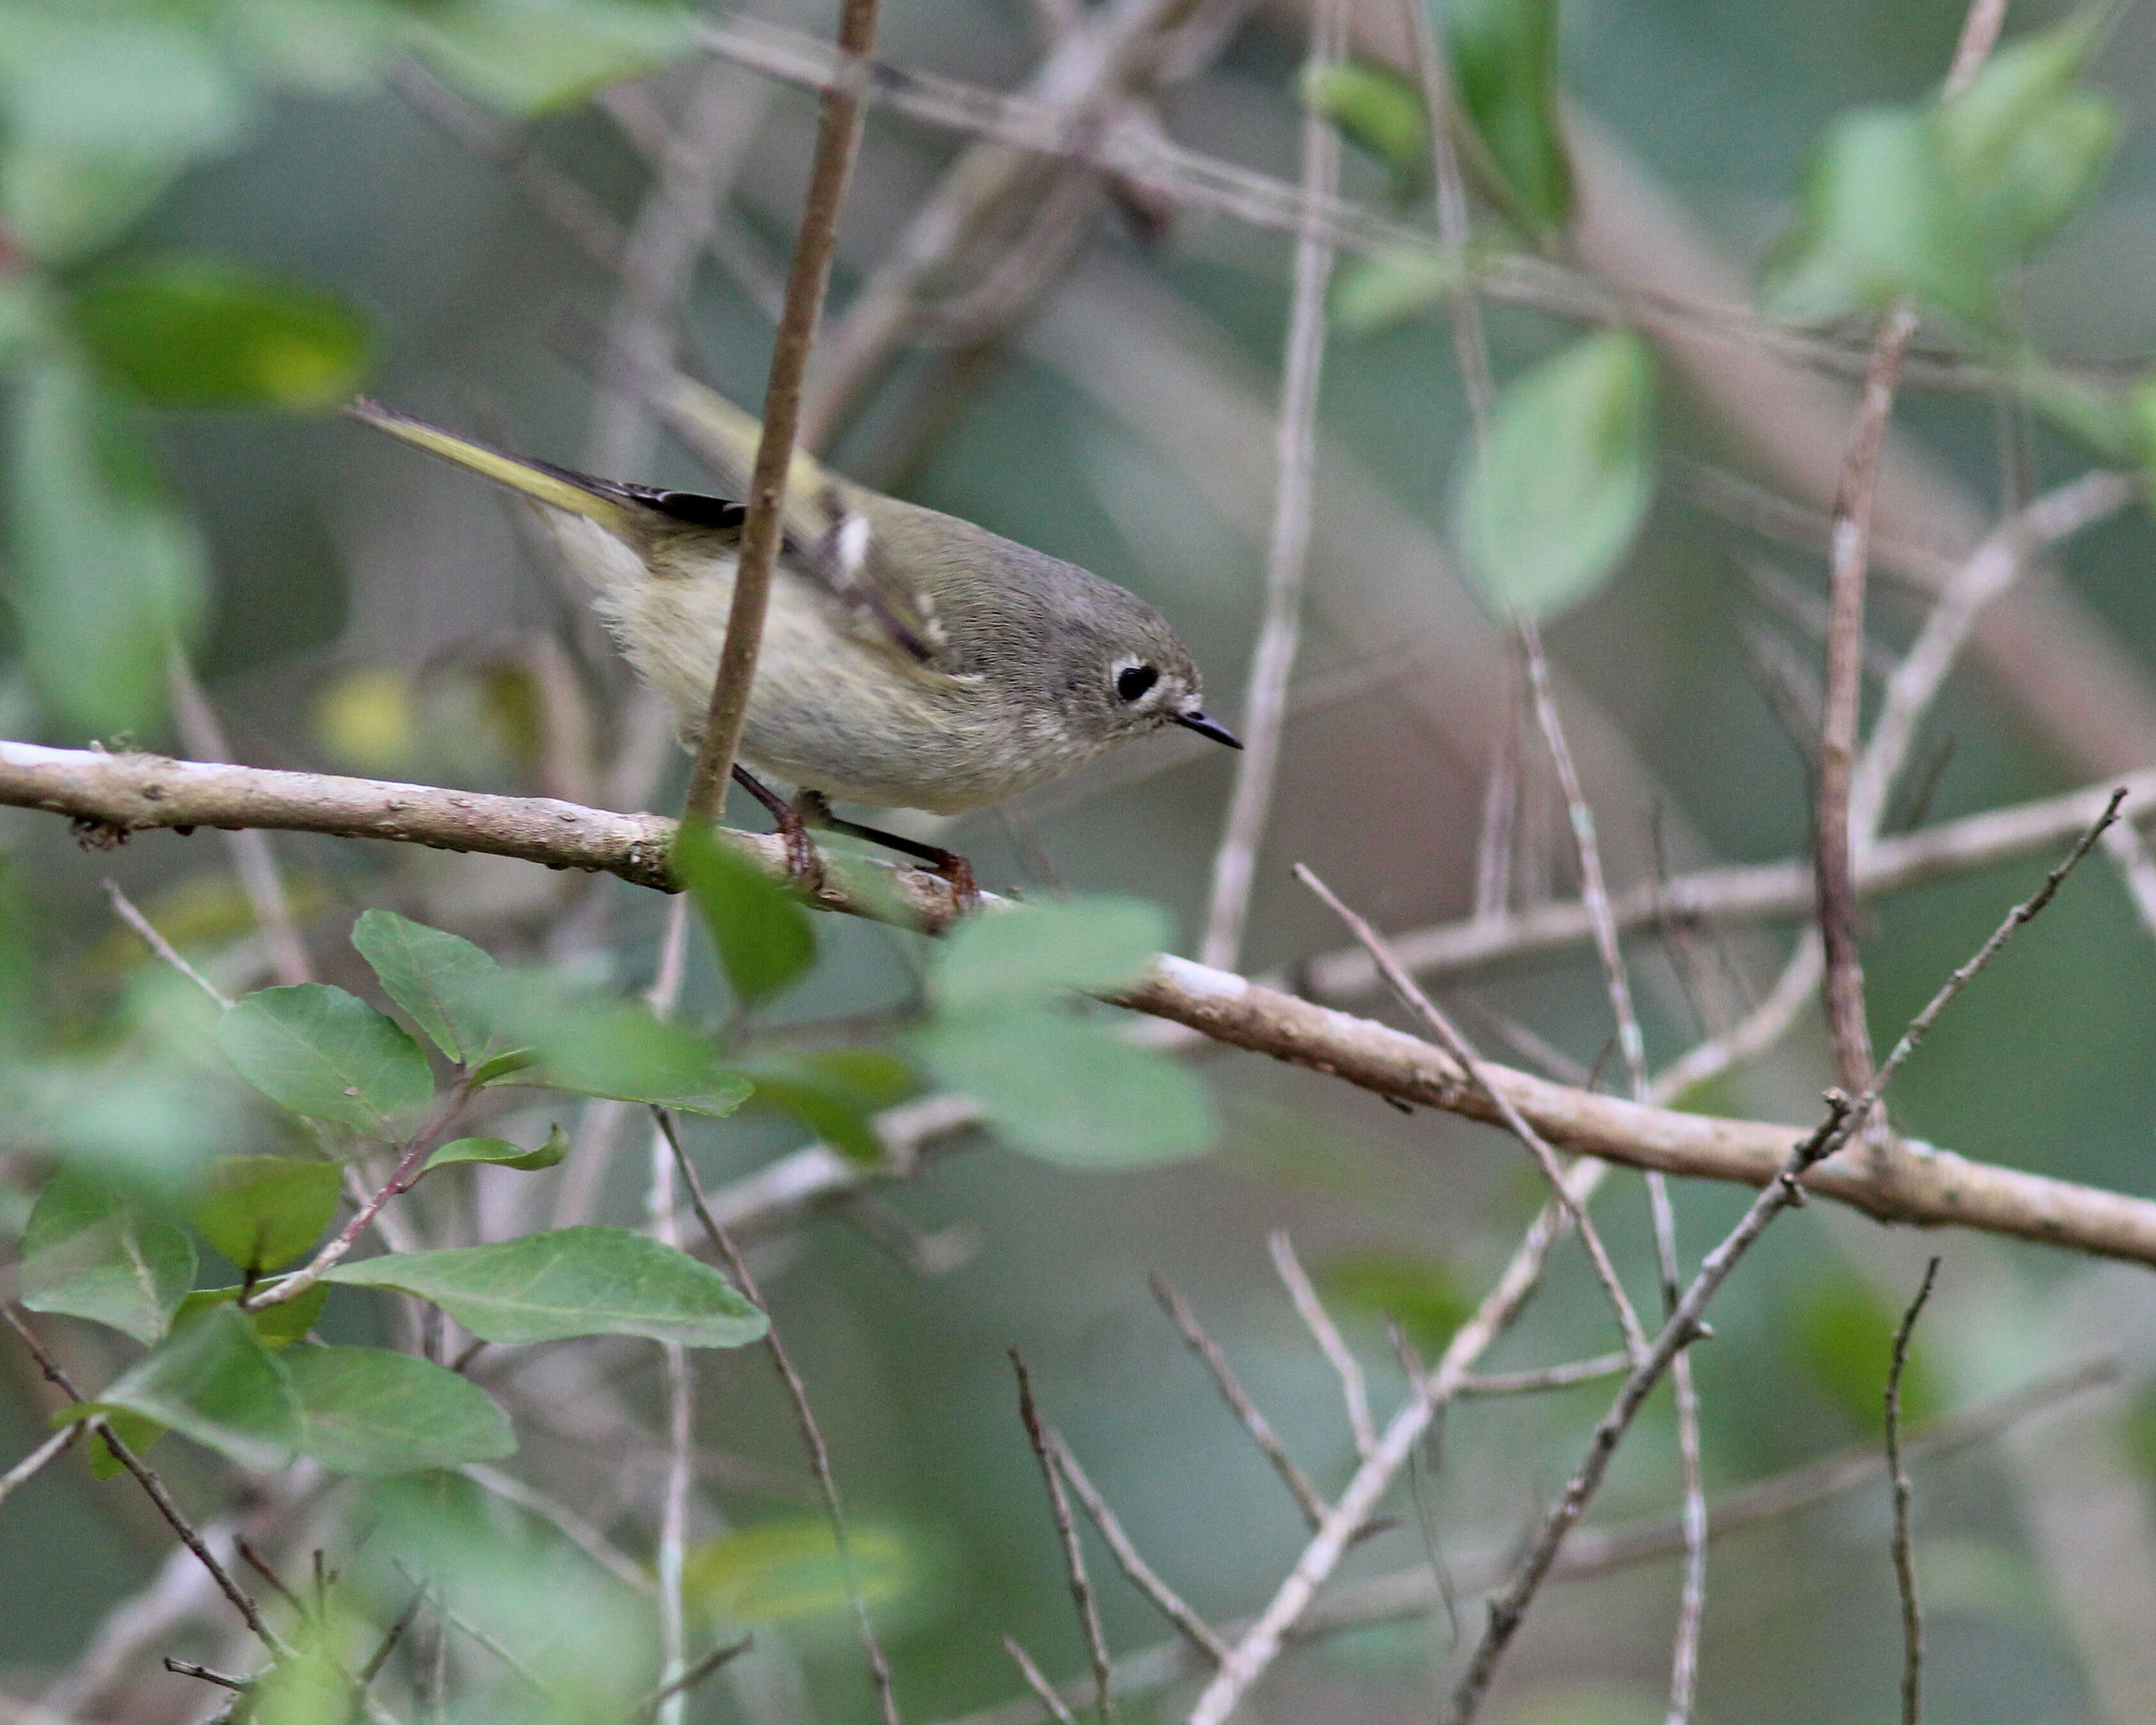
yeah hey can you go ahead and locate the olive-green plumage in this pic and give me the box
[346,387,1237,816]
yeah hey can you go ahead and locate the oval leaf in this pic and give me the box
[686,1520,915,1625]
[188,1155,343,1273]
[407,0,702,118]
[178,1282,329,1351]
[735,1051,915,1165]
[216,983,435,1137]
[65,1306,298,1470]
[1303,58,1428,194]
[482,975,751,1116]
[912,1009,1215,1169]
[422,1127,569,1175]
[1330,245,1463,338]
[1455,330,1657,621]
[1445,0,1571,236]
[285,1344,516,1475]
[350,908,505,1065]
[675,818,815,1007]
[928,897,1168,1016]
[322,1227,769,1348]
[75,256,372,410]
[21,1169,194,1344]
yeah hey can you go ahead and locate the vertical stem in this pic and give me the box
[1887,1259,1942,1725]
[681,0,883,822]
[1197,0,1344,972]
[644,897,694,1725]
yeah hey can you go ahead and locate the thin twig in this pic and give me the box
[163,1657,249,1692]
[644,899,695,1725]
[458,1463,656,1596]
[166,648,311,986]
[657,1110,904,1725]
[0,1424,78,1512]
[1888,1258,1942,1725]
[103,879,234,1009]
[1455,1353,1631,1396]
[1816,300,1921,1101]
[1012,1352,1116,1725]
[1443,792,2121,1723]
[1002,1638,1080,1725]
[358,1586,427,1687]
[1149,1275,1330,1528]
[1268,1231,1374,1458]
[1293,865,1650,1363]
[641,1636,754,1719]
[681,0,883,821]
[393,1559,555,1699]
[1048,1432,1229,1665]
[3,1307,287,1658]
[1196,0,1343,971]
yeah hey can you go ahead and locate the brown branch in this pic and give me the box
[1888,1258,1942,1725]
[656,1110,904,1725]
[1002,1638,1080,1725]
[1150,1275,1330,1528]
[1049,1431,1230,1665]
[679,0,883,821]
[1455,1353,1630,1397]
[12,744,2156,1266]
[3,1307,287,1658]
[1817,300,1921,1100]
[1012,1351,1117,1725]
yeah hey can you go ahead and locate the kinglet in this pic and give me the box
[345,388,1239,828]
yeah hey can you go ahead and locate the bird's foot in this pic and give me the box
[732,766,824,892]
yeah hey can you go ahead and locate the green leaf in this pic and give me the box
[912,1008,1215,1169]
[86,1406,164,1479]
[323,1227,769,1348]
[1455,331,1657,621]
[406,0,701,118]
[422,1126,570,1175]
[74,256,373,411]
[736,1050,915,1164]
[686,1520,915,1625]
[1786,1278,1941,1438]
[285,1344,516,1475]
[64,1307,298,1470]
[927,897,1168,1015]
[350,908,503,1065]
[1935,13,2117,258]
[188,1156,343,1274]
[675,818,815,1007]
[216,984,436,1138]
[20,1170,195,1344]
[483,974,751,1115]
[1319,1250,1474,1353]
[1304,58,1428,195]
[4,354,207,736]
[1330,244,1463,338]
[1444,0,1570,236]
[224,0,409,96]
[177,1282,329,1350]
[0,13,255,162]
[0,147,179,265]
[26,1061,235,1193]
[1765,107,1995,327]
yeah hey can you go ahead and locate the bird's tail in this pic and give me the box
[343,398,637,536]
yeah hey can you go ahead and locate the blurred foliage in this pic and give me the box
[1782,1275,1942,1438]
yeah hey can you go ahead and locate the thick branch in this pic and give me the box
[12,742,2156,1268]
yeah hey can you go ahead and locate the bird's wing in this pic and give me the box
[640,372,959,674]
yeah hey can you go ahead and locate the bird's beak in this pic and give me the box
[1173,708,1243,750]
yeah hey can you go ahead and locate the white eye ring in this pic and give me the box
[1113,658,1160,702]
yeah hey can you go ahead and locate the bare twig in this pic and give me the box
[657,1110,904,1725]
[1150,1275,1330,1527]
[680,0,883,821]
[1049,1433,1230,1665]
[1268,1231,1374,1458]
[1455,1353,1631,1396]
[644,901,695,1725]
[0,1424,78,1512]
[1443,792,2120,1723]
[3,1307,287,1658]
[166,649,311,986]
[164,1657,249,1692]
[1012,1352,1117,1725]
[102,878,233,1009]
[641,1637,754,1719]
[458,1463,656,1596]
[1944,0,2011,95]
[1816,300,1921,1100]
[1002,1638,1080,1725]
[1888,1258,1942,1725]
[1197,0,1343,971]
[1293,865,1649,1362]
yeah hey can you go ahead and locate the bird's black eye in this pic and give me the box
[1115,663,1159,702]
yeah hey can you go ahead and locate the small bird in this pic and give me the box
[345,382,1238,888]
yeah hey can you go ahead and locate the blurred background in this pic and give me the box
[4,0,2156,1721]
